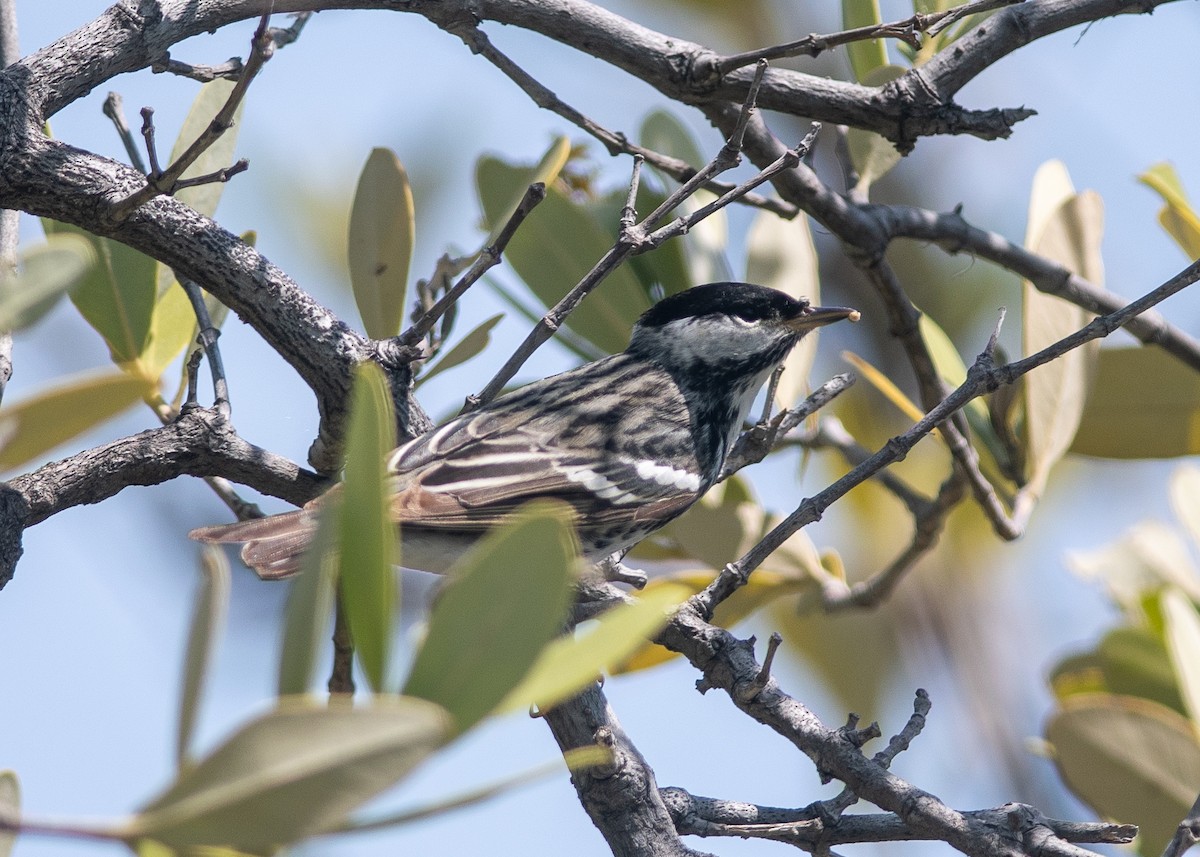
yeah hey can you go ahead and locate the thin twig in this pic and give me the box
[180,277,230,415]
[1161,792,1200,857]
[101,92,147,173]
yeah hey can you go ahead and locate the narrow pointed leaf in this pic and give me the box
[1022,162,1102,500]
[404,503,578,732]
[0,233,94,330]
[845,66,905,194]
[348,148,415,339]
[0,770,18,857]
[178,548,231,770]
[417,313,503,387]
[43,221,156,364]
[1138,162,1200,259]
[0,371,152,472]
[171,79,245,218]
[128,699,451,852]
[338,363,398,692]
[841,0,888,81]
[1162,588,1200,730]
[502,582,692,709]
[277,505,339,697]
[746,210,820,409]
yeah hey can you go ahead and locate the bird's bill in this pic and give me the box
[787,305,861,331]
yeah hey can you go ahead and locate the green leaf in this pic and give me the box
[178,548,231,770]
[43,221,157,366]
[0,770,18,857]
[1162,588,1200,728]
[590,186,692,301]
[417,313,503,387]
[845,66,906,194]
[277,502,339,697]
[746,211,821,410]
[1046,693,1200,856]
[477,156,650,354]
[338,363,399,692]
[142,281,197,379]
[842,0,888,81]
[639,110,706,172]
[171,78,245,219]
[0,370,152,473]
[502,582,693,711]
[480,136,571,246]
[404,503,578,732]
[1022,161,1102,500]
[0,233,95,330]
[1096,627,1186,715]
[1138,162,1200,260]
[348,148,416,339]
[127,698,451,852]
[1071,347,1200,459]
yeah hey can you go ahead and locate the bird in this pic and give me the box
[190,282,859,579]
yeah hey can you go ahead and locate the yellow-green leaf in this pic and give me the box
[1138,162,1200,260]
[417,313,503,387]
[141,281,196,380]
[128,699,451,852]
[746,211,820,410]
[1096,628,1187,715]
[477,155,651,355]
[1071,347,1200,459]
[503,582,693,708]
[178,548,231,770]
[348,148,415,339]
[338,363,398,692]
[845,66,906,194]
[842,0,887,81]
[43,221,156,365]
[0,371,153,473]
[1162,588,1200,731]
[481,136,571,246]
[0,770,18,857]
[404,503,578,732]
[277,501,339,697]
[1046,693,1200,856]
[0,233,95,330]
[171,79,245,219]
[1022,161,1101,500]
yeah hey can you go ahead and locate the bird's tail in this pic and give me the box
[189,510,317,580]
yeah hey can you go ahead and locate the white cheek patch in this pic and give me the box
[635,460,701,492]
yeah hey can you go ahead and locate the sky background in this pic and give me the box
[4,2,1200,856]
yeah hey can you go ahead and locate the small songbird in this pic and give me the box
[191,282,859,578]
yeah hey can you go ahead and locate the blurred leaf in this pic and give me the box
[0,233,94,330]
[404,503,578,732]
[1048,650,1108,701]
[338,364,399,692]
[43,221,156,365]
[657,476,767,570]
[1162,588,1200,729]
[842,350,935,429]
[1171,465,1200,551]
[1022,161,1102,500]
[1138,162,1200,259]
[507,582,693,704]
[640,110,706,172]
[845,66,906,194]
[0,770,17,857]
[478,156,650,354]
[142,282,196,380]
[277,503,339,697]
[745,211,821,409]
[418,313,503,387]
[1046,693,1200,856]
[348,148,415,339]
[615,570,811,674]
[591,186,692,300]
[842,0,888,81]
[0,371,153,473]
[1067,520,1200,617]
[480,136,571,245]
[178,548,231,770]
[1071,347,1200,459]
[171,79,244,218]
[128,699,451,852]
[1097,627,1187,715]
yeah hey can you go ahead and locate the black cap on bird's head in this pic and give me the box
[635,281,859,333]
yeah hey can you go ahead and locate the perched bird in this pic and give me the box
[191,282,859,578]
